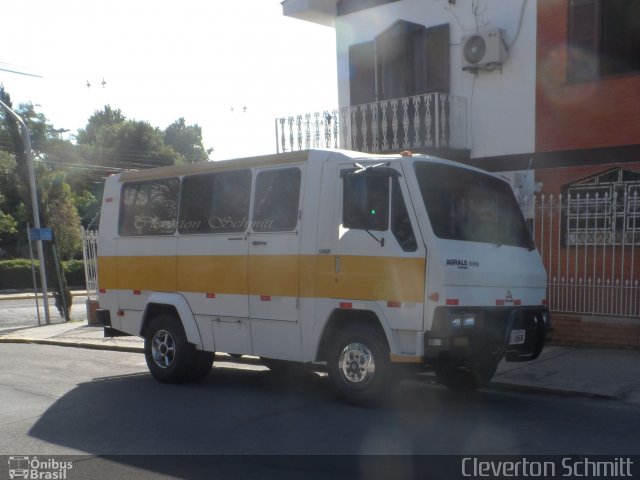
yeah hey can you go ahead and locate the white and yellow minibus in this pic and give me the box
[97,149,551,404]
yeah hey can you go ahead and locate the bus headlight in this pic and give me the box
[463,313,476,328]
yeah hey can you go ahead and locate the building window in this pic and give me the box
[565,168,640,245]
[348,20,450,106]
[568,0,640,80]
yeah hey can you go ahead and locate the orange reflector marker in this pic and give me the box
[133,290,141,295]
[260,295,271,302]
[387,301,402,308]
[514,299,522,305]
[116,310,124,317]
[428,292,440,302]
[104,197,113,203]
[446,298,459,306]
[496,299,505,306]
[206,293,216,299]
[99,288,106,294]
[340,302,353,309]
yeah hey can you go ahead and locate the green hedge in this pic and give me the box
[0,259,86,290]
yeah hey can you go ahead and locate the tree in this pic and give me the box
[0,90,75,319]
[76,106,126,145]
[39,168,82,260]
[0,152,21,256]
[77,106,178,169]
[164,118,211,164]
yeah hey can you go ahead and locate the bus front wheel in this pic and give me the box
[327,324,392,406]
[144,314,213,383]
[434,361,498,391]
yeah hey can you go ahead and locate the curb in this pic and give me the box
[0,291,89,301]
[488,379,620,401]
[0,337,144,354]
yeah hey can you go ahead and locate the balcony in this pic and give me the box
[275,92,468,157]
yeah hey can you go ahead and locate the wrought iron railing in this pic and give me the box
[275,92,467,154]
[531,192,640,317]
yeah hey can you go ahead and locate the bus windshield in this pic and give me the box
[414,161,535,250]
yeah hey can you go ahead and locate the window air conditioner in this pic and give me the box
[461,29,508,72]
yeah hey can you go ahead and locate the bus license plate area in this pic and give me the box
[509,329,526,345]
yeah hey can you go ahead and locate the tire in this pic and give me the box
[188,351,215,382]
[327,323,393,406]
[434,361,498,391]
[144,314,210,383]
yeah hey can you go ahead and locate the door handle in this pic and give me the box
[228,237,245,241]
[252,240,268,246]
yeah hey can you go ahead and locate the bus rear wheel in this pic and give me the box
[144,314,212,383]
[327,324,392,406]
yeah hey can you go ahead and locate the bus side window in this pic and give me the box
[391,177,417,252]
[119,178,179,236]
[179,169,251,234]
[252,168,301,232]
[342,171,389,231]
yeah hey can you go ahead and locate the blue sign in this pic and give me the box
[29,227,52,241]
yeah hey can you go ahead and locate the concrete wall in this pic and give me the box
[334,0,537,159]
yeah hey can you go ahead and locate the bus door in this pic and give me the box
[116,178,180,321]
[248,165,304,360]
[328,162,426,332]
[176,169,252,355]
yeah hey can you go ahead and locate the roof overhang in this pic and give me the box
[281,0,337,27]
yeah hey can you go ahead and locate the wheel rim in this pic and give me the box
[338,342,375,386]
[151,329,176,369]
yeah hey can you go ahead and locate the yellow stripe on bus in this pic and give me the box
[98,255,426,303]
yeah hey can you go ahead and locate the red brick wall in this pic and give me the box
[552,314,640,349]
[535,162,640,195]
[536,0,640,153]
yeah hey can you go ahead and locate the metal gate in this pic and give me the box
[80,227,98,300]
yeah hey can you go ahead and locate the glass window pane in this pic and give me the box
[179,170,251,234]
[119,178,179,236]
[414,162,534,249]
[391,177,417,251]
[343,171,389,231]
[252,168,301,232]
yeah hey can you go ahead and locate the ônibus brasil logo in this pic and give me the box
[8,456,73,479]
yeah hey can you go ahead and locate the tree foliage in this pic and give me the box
[0,96,211,261]
[164,117,211,164]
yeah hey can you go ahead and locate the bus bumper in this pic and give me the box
[423,306,552,366]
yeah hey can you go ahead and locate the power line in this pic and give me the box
[0,66,43,78]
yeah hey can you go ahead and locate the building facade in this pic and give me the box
[282,0,640,348]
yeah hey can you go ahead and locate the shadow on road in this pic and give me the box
[26,360,631,477]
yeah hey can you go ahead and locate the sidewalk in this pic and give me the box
[1,319,639,404]
[0,290,88,301]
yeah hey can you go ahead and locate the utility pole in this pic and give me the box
[0,98,51,325]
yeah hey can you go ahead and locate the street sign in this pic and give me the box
[29,227,52,241]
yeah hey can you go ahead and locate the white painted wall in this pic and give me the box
[334,0,536,159]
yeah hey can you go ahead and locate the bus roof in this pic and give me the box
[115,148,500,183]
[118,150,312,183]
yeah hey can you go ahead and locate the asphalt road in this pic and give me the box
[0,296,88,332]
[1,343,639,478]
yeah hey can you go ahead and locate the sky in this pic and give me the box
[1,0,338,160]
